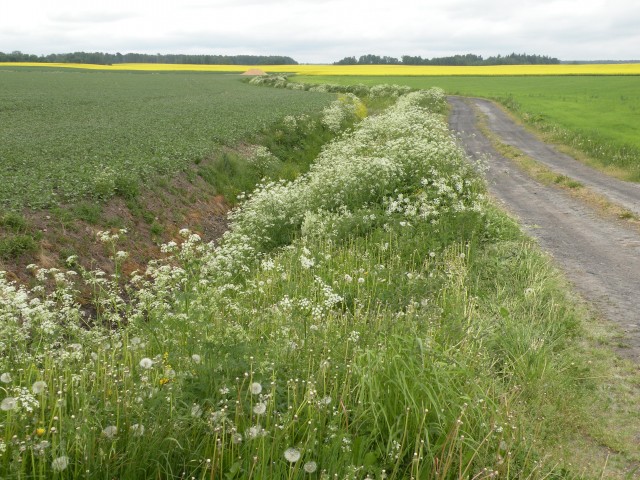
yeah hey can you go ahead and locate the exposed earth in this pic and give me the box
[448,96,640,360]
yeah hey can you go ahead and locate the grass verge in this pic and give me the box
[0,87,634,479]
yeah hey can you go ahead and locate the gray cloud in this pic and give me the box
[47,11,136,24]
[1,0,639,61]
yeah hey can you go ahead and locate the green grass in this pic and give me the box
[0,69,334,209]
[0,211,40,260]
[0,89,617,478]
[195,105,362,204]
[295,75,640,181]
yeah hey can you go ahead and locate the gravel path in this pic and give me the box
[448,96,640,359]
[472,98,640,216]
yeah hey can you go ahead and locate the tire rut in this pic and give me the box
[447,96,640,360]
[473,97,640,216]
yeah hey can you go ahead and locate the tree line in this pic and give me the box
[334,53,560,65]
[0,51,298,65]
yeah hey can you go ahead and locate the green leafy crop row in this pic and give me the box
[0,69,334,209]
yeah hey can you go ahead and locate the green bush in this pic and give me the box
[0,234,38,259]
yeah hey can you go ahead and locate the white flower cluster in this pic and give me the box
[0,87,485,392]
[321,94,363,133]
[368,83,412,98]
[0,84,499,476]
[196,88,482,286]
[244,145,282,179]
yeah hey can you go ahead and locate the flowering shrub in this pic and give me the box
[200,88,482,280]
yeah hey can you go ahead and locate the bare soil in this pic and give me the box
[1,158,230,285]
[448,96,640,360]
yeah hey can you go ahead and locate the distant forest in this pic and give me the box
[0,51,298,65]
[334,53,560,65]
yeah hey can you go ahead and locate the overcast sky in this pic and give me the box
[2,0,638,63]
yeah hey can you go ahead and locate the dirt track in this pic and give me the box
[448,96,640,359]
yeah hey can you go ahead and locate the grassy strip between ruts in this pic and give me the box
[0,87,629,479]
[470,101,640,228]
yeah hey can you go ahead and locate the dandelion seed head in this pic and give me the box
[253,402,266,415]
[139,358,154,369]
[0,372,12,383]
[131,424,145,437]
[32,380,47,394]
[191,354,202,364]
[1,397,17,411]
[250,382,262,395]
[51,456,69,472]
[304,461,318,473]
[284,447,301,463]
[102,425,118,439]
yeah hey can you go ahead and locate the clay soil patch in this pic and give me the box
[241,68,267,76]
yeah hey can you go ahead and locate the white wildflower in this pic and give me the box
[253,402,267,415]
[304,461,318,473]
[300,255,315,269]
[191,404,203,417]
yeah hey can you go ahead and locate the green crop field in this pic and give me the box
[296,75,640,180]
[3,72,640,479]
[0,69,333,209]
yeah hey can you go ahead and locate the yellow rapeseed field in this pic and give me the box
[2,62,640,75]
